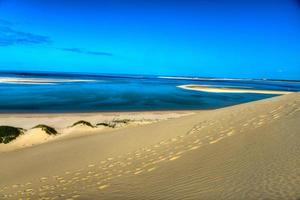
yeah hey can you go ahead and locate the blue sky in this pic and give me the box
[0,0,300,79]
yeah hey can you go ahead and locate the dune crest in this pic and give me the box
[0,113,192,152]
[8,128,55,148]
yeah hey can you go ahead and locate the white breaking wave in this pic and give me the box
[0,77,98,85]
[158,76,300,84]
[158,76,248,81]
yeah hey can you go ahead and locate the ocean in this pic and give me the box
[0,71,299,113]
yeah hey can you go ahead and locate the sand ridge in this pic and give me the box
[0,111,194,152]
[0,93,299,199]
[178,84,293,94]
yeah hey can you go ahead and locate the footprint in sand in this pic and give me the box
[227,130,235,136]
[134,170,144,175]
[257,121,264,125]
[108,164,114,168]
[175,151,184,155]
[98,184,110,190]
[270,109,278,114]
[25,188,34,192]
[169,156,181,161]
[72,194,80,198]
[159,141,167,145]
[188,129,197,134]
[209,137,224,144]
[189,146,200,151]
[193,139,200,143]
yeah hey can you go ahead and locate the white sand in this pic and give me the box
[9,128,55,149]
[0,93,299,199]
[178,84,293,94]
[0,111,195,152]
[0,110,193,129]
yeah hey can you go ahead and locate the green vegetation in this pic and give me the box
[33,124,58,135]
[97,119,131,128]
[96,122,116,128]
[112,119,131,124]
[0,126,24,144]
[72,120,94,128]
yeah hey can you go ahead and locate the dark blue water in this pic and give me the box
[0,71,299,113]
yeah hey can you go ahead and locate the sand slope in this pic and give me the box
[0,93,300,199]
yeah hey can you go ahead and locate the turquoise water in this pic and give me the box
[0,71,299,113]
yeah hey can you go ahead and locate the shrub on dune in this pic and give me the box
[72,120,94,128]
[96,122,116,128]
[112,119,131,124]
[0,126,24,144]
[33,124,58,135]
[96,119,132,128]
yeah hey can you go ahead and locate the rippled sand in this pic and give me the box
[0,93,299,199]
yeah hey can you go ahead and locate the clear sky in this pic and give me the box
[0,0,299,79]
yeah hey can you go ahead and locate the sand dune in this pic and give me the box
[0,93,300,199]
[178,84,293,94]
[0,111,193,152]
[0,111,192,129]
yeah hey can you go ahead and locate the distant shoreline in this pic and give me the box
[0,109,206,115]
[1,72,298,113]
[0,109,201,116]
[1,70,300,82]
[178,84,293,95]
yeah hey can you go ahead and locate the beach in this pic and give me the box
[2,0,300,199]
[0,92,299,199]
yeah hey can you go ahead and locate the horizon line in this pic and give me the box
[0,69,299,82]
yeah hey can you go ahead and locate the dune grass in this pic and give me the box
[96,122,116,128]
[0,126,24,144]
[112,119,131,124]
[72,120,94,128]
[97,119,132,128]
[33,124,58,135]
